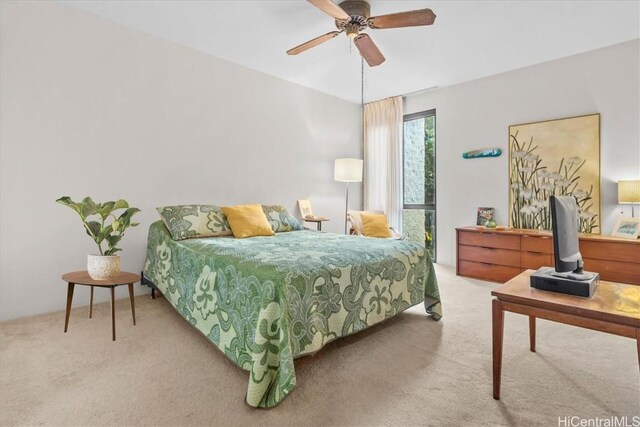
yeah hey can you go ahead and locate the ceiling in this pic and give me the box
[61,0,640,104]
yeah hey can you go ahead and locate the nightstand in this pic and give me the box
[303,217,330,231]
[61,271,140,341]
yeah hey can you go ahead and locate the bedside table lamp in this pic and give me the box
[618,180,640,217]
[335,158,363,234]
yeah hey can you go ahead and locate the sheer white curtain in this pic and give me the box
[363,96,403,231]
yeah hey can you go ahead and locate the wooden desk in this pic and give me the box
[62,271,140,341]
[491,270,640,399]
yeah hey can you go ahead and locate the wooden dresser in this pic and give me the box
[456,226,640,285]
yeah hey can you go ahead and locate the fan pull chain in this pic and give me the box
[360,56,366,208]
[361,56,365,140]
[361,56,365,167]
[361,56,364,109]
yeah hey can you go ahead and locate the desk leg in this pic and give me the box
[128,283,136,326]
[529,316,536,352]
[89,286,94,319]
[492,299,504,400]
[110,287,116,341]
[64,283,75,333]
[317,222,322,231]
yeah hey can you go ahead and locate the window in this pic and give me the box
[403,109,436,261]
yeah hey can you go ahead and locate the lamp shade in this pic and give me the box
[618,180,640,204]
[334,158,363,183]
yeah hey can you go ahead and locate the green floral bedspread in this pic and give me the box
[144,221,441,408]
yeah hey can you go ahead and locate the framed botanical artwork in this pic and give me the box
[477,207,495,226]
[611,217,640,239]
[297,199,313,219]
[509,113,600,234]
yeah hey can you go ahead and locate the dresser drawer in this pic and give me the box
[583,258,640,285]
[580,240,640,263]
[456,226,640,285]
[459,245,520,267]
[521,252,552,270]
[521,234,552,254]
[457,260,521,283]
[457,231,520,250]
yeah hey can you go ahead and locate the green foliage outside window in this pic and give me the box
[403,112,436,261]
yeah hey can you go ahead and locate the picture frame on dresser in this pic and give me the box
[477,207,495,226]
[611,217,640,239]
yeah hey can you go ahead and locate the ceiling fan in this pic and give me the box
[287,0,436,67]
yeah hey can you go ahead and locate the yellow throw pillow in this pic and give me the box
[222,204,275,238]
[361,213,392,238]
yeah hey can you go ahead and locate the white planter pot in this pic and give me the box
[87,254,121,280]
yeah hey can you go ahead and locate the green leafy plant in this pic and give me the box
[56,196,141,256]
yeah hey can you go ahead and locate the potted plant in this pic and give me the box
[56,196,141,280]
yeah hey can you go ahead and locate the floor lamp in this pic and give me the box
[618,180,640,217]
[335,158,363,234]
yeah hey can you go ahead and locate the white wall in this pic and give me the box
[0,1,361,320]
[405,39,640,266]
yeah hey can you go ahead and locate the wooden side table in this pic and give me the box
[62,271,140,341]
[303,216,329,231]
[491,270,640,400]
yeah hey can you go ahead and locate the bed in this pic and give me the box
[143,220,441,408]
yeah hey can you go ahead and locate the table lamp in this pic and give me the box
[335,158,363,234]
[618,180,640,217]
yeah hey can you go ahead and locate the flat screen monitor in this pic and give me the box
[550,195,595,280]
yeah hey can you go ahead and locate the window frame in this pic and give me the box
[402,108,436,261]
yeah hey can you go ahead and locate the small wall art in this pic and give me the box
[477,207,495,226]
[462,148,502,159]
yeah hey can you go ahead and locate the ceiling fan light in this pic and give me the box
[346,23,359,38]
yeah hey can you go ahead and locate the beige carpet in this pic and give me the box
[0,265,637,426]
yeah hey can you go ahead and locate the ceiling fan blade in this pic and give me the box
[368,9,436,29]
[307,0,349,20]
[354,34,385,67]
[287,31,341,55]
